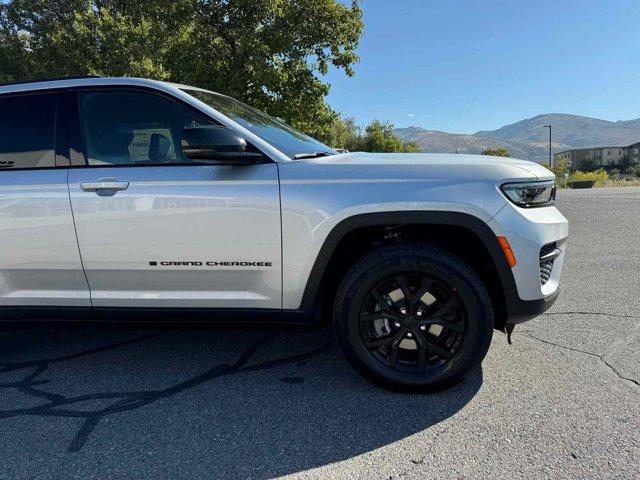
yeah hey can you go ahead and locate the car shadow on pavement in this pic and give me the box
[0,325,482,478]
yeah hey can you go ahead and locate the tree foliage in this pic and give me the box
[580,158,597,171]
[628,163,640,177]
[482,148,511,157]
[327,117,420,153]
[619,155,632,173]
[0,0,363,139]
[551,159,571,179]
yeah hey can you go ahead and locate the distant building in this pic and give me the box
[625,142,640,164]
[554,143,635,170]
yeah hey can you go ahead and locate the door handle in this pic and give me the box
[80,179,129,195]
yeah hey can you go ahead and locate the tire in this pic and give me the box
[333,243,493,392]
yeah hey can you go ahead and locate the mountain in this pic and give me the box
[394,127,537,160]
[396,114,640,163]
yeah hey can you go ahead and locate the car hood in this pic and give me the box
[305,152,554,181]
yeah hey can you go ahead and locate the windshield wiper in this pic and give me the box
[293,151,334,160]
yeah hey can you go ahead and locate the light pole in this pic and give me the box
[543,125,552,167]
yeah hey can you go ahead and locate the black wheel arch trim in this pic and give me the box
[298,210,543,325]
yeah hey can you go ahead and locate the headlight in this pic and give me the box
[500,180,556,207]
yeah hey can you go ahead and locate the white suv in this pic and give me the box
[0,77,568,391]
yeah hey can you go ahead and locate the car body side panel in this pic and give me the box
[67,164,282,309]
[278,158,535,310]
[0,170,90,306]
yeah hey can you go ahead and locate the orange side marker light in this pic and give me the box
[497,236,517,268]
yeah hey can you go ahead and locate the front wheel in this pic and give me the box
[333,244,494,392]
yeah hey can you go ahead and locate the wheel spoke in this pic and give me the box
[437,319,464,333]
[371,289,389,311]
[395,275,413,306]
[365,335,393,349]
[429,297,456,318]
[387,329,406,368]
[365,327,405,349]
[422,318,464,333]
[369,290,403,321]
[359,313,388,324]
[388,343,399,368]
[413,333,428,371]
[413,279,434,309]
[422,335,453,359]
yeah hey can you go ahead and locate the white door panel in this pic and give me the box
[67,165,282,309]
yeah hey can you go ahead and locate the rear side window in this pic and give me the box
[0,93,58,170]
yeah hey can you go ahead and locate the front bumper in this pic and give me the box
[504,287,560,324]
[489,201,568,323]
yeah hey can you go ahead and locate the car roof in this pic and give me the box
[0,76,203,96]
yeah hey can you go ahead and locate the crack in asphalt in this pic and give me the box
[531,310,640,390]
[519,332,640,390]
[384,308,640,479]
[0,332,331,453]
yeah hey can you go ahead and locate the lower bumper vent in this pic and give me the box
[539,242,560,286]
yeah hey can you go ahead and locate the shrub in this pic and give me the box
[581,159,597,171]
[551,160,571,179]
[482,148,510,157]
[569,169,609,185]
[628,164,640,177]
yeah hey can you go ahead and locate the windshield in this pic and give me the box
[182,89,336,159]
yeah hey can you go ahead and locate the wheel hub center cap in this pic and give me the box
[404,316,419,329]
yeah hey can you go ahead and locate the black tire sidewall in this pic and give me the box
[334,246,493,392]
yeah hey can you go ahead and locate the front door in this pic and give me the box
[67,89,281,310]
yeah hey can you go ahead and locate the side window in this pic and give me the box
[79,90,212,166]
[0,93,58,170]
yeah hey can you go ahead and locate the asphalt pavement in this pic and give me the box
[0,187,638,479]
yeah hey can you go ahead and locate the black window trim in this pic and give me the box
[0,89,65,172]
[69,85,276,170]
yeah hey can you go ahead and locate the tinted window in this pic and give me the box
[79,90,212,166]
[0,93,57,170]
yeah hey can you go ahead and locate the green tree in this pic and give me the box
[323,117,419,153]
[581,158,596,171]
[619,155,631,173]
[0,0,363,139]
[324,116,360,151]
[360,120,420,153]
[482,148,511,157]
[551,159,571,180]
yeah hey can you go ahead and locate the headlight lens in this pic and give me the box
[501,181,556,207]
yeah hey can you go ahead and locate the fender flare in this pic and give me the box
[298,210,518,314]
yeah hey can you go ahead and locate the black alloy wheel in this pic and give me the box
[359,273,466,373]
[334,244,494,392]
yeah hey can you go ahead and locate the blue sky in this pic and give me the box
[325,0,640,133]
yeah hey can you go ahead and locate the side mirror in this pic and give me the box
[181,125,262,164]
